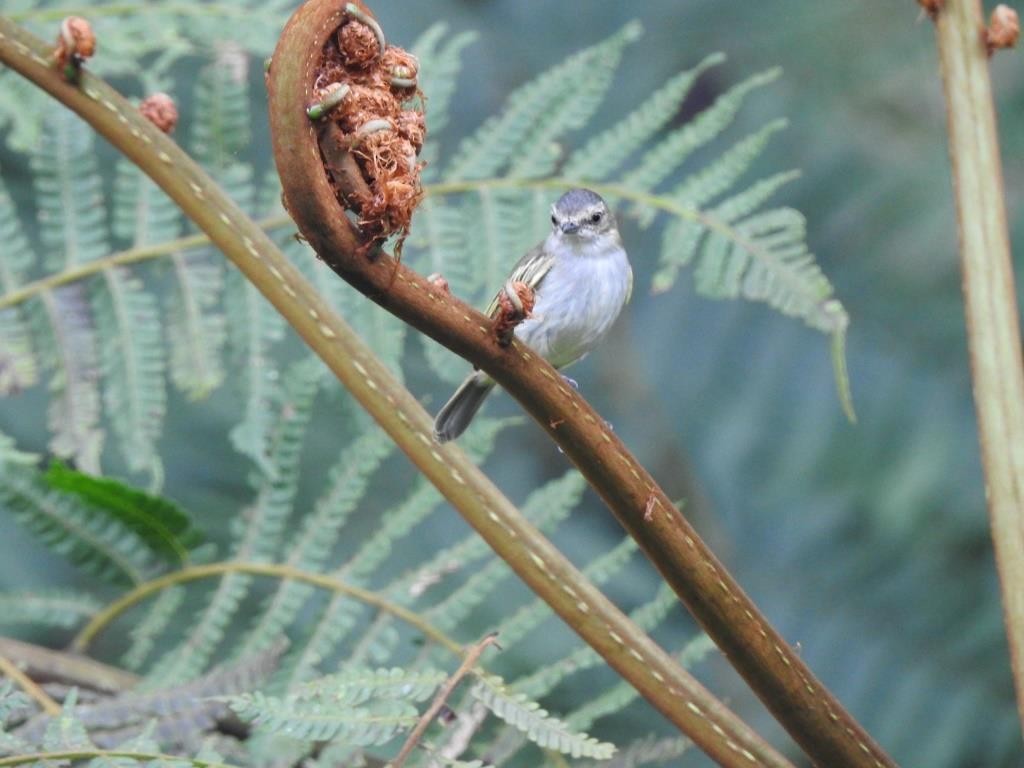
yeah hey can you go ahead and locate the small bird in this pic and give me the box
[433,188,633,443]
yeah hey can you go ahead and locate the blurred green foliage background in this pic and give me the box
[1,1,1022,765]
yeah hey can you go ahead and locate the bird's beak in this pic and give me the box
[560,221,580,235]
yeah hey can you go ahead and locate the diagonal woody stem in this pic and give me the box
[927,0,1024,729]
[0,13,790,768]
[266,2,894,766]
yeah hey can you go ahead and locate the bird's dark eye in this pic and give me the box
[590,212,603,223]
[550,214,558,226]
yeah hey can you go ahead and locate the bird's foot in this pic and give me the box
[561,375,579,390]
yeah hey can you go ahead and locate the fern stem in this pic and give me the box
[929,0,1024,729]
[71,561,462,656]
[0,652,60,715]
[0,215,290,312]
[265,4,889,767]
[0,751,237,768]
[0,16,790,768]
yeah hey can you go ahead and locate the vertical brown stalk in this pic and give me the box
[930,0,1024,729]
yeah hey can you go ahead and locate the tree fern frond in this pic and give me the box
[495,537,638,649]
[512,583,676,702]
[149,363,321,684]
[191,48,252,173]
[443,23,641,182]
[0,680,33,725]
[343,482,442,583]
[345,618,402,670]
[42,690,92,751]
[0,430,36,470]
[409,202,473,385]
[142,563,246,686]
[301,739,365,768]
[228,692,417,745]
[0,307,37,395]
[167,249,228,400]
[562,52,726,181]
[710,170,802,229]
[566,635,715,732]
[412,24,478,148]
[693,206,848,335]
[576,735,692,768]
[470,674,615,760]
[278,597,366,688]
[113,161,224,407]
[0,0,288,154]
[237,428,393,659]
[410,198,473,299]
[0,179,37,393]
[91,267,166,482]
[244,358,323,559]
[0,589,101,629]
[122,586,186,671]
[294,667,446,707]
[101,643,283,733]
[284,415,508,687]
[622,582,678,633]
[225,272,286,475]
[32,111,108,270]
[221,165,281,473]
[461,187,534,296]
[623,67,781,211]
[651,170,799,294]
[383,421,534,601]
[423,558,510,634]
[336,292,407,382]
[419,753,484,768]
[31,280,103,473]
[507,24,640,179]
[666,118,787,214]
[0,467,157,586]
[192,47,258,415]
[112,162,182,247]
[89,721,161,756]
[422,471,585,631]
[0,729,28,757]
[18,645,283,753]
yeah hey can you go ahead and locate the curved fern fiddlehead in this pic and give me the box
[0,11,783,768]
[265,3,891,767]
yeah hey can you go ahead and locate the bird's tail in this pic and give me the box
[433,373,495,443]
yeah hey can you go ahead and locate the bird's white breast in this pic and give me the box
[515,233,632,369]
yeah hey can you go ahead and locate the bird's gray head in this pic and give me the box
[550,188,616,240]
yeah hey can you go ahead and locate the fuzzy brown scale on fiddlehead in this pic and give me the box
[306,5,424,251]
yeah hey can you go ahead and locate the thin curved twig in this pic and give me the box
[70,561,463,656]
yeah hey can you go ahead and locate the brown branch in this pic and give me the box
[0,637,137,695]
[267,3,895,766]
[926,0,1024,730]
[0,15,790,768]
[389,633,500,768]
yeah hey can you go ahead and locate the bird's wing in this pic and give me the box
[484,244,555,317]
